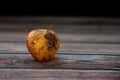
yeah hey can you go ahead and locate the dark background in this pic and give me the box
[0,1,120,33]
[0,0,120,18]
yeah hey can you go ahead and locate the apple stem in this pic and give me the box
[48,24,54,30]
[46,24,54,35]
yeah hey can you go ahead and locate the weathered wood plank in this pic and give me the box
[1,25,120,34]
[0,32,120,54]
[0,17,120,80]
[0,69,119,80]
[0,32,120,43]
[60,43,120,53]
[0,78,81,80]
[1,42,120,53]
[0,53,120,61]
[0,54,119,70]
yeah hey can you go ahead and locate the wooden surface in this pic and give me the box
[0,17,120,80]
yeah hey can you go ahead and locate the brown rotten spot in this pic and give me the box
[45,30,57,49]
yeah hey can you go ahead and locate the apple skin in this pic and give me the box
[26,29,60,61]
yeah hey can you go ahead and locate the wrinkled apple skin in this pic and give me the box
[26,29,60,61]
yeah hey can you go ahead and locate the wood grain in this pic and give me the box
[0,17,120,80]
[0,32,120,53]
[1,42,120,53]
[0,32,120,42]
[0,69,119,80]
[0,53,119,70]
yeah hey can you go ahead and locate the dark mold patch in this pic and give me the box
[45,30,57,49]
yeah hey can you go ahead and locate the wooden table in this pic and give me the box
[0,17,120,80]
